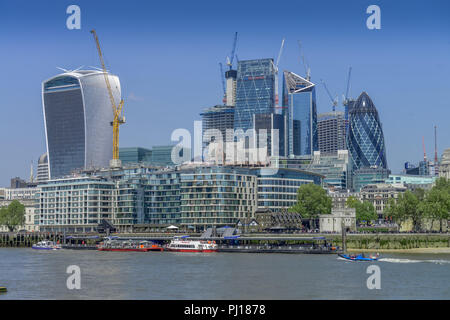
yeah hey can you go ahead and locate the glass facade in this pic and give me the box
[282,71,318,156]
[234,59,276,132]
[119,147,152,164]
[347,92,387,170]
[43,71,120,179]
[35,165,324,231]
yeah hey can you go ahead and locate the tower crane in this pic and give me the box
[320,79,338,112]
[342,66,352,106]
[219,62,226,104]
[226,32,238,70]
[90,29,125,163]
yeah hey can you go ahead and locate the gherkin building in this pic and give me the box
[347,92,387,170]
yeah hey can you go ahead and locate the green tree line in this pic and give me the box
[0,200,26,232]
[384,177,450,232]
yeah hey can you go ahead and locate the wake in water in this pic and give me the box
[337,257,450,264]
[378,258,450,264]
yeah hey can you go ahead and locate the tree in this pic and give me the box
[288,183,331,230]
[346,197,377,225]
[0,200,26,232]
[384,191,423,232]
[420,178,450,232]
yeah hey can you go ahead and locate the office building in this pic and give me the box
[151,145,190,167]
[352,167,391,192]
[201,105,235,154]
[347,92,387,170]
[439,148,450,179]
[42,70,121,179]
[385,174,436,190]
[253,113,286,157]
[37,153,49,183]
[119,147,153,165]
[234,59,276,132]
[276,150,350,190]
[318,111,347,155]
[282,71,318,156]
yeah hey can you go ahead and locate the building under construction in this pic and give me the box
[317,111,347,155]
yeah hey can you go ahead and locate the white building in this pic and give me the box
[439,148,450,180]
[319,208,356,233]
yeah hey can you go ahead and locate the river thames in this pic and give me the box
[0,248,449,300]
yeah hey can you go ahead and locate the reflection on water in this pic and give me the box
[0,248,449,299]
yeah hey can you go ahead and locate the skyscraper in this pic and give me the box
[42,70,121,179]
[317,111,347,155]
[234,59,276,132]
[282,71,318,156]
[347,92,387,170]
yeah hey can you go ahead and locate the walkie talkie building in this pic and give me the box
[347,92,387,170]
[42,70,121,179]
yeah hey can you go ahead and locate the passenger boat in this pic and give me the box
[166,236,217,253]
[338,253,379,261]
[97,239,164,252]
[32,240,62,250]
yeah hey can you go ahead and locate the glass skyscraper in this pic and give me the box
[234,59,276,132]
[282,71,318,156]
[347,92,387,170]
[42,70,121,178]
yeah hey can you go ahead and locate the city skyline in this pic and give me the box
[1,0,450,186]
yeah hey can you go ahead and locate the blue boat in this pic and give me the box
[32,240,62,250]
[338,253,379,261]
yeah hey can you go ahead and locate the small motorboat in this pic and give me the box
[32,240,62,250]
[338,253,379,261]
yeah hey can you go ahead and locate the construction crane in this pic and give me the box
[226,32,238,70]
[342,66,352,106]
[219,62,226,104]
[320,79,338,112]
[298,41,311,80]
[90,29,125,162]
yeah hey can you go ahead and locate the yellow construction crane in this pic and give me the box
[90,29,125,162]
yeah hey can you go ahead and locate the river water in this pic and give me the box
[0,248,449,299]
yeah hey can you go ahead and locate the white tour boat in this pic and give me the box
[166,236,217,253]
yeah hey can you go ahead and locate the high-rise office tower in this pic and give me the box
[253,113,286,157]
[201,105,235,154]
[234,59,276,132]
[37,153,49,183]
[42,70,121,179]
[282,71,318,156]
[318,111,347,155]
[347,92,387,170]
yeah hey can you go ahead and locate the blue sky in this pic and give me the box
[0,0,449,186]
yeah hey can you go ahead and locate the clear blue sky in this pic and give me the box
[0,0,449,186]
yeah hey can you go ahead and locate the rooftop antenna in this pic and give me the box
[434,125,438,164]
[30,161,34,183]
[422,136,427,162]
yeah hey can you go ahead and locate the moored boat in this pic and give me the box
[166,236,217,253]
[32,240,62,250]
[338,253,379,261]
[97,239,164,252]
